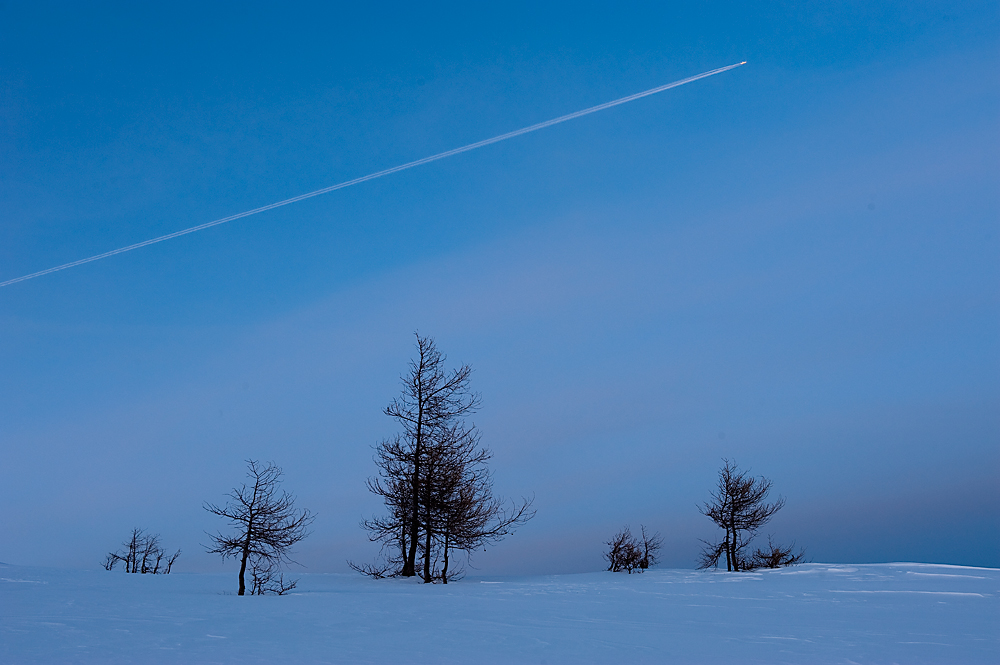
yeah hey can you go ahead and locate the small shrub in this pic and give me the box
[104,528,179,574]
[605,525,662,573]
[749,537,805,569]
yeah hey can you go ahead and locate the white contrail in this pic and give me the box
[1,61,746,289]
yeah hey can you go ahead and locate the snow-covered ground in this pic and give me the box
[2,562,996,664]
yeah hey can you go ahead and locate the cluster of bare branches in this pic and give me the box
[204,460,314,595]
[698,459,803,571]
[353,334,534,583]
[750,536,806,569]
[104,528,179,574]
[605,525,662,573]
[247,558,298,595]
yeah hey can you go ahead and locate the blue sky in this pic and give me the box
[1,1,997,573]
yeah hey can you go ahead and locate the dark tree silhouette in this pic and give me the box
[604,525,662,573]
[104,528,179,574]
[354,334,533,583]
[205,460,314,595]
[698,459,800,571]
[382,334,480,578]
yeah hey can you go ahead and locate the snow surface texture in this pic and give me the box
[2,562,996,664]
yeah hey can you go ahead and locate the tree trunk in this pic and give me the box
[238,530,252,596]
[238,550,248,595]
[441,531,450,584]
[726,520,734,571]
[402,395,424,578]
[403,450,419,577]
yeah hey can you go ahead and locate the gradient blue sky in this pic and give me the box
[1,1,997,574]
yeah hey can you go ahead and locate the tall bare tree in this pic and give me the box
[383,334,480,578]
[355,334,533,583]
[205,460,314,595]
[698,459,790,571]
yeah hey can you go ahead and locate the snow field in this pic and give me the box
[2,562,997,664]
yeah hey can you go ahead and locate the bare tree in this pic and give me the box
[355,334,533,583]
[383,334,480,578]
[604,525,662,574]
[698,459,799,571]
[205,460,314,595]
[104,528,180,574]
